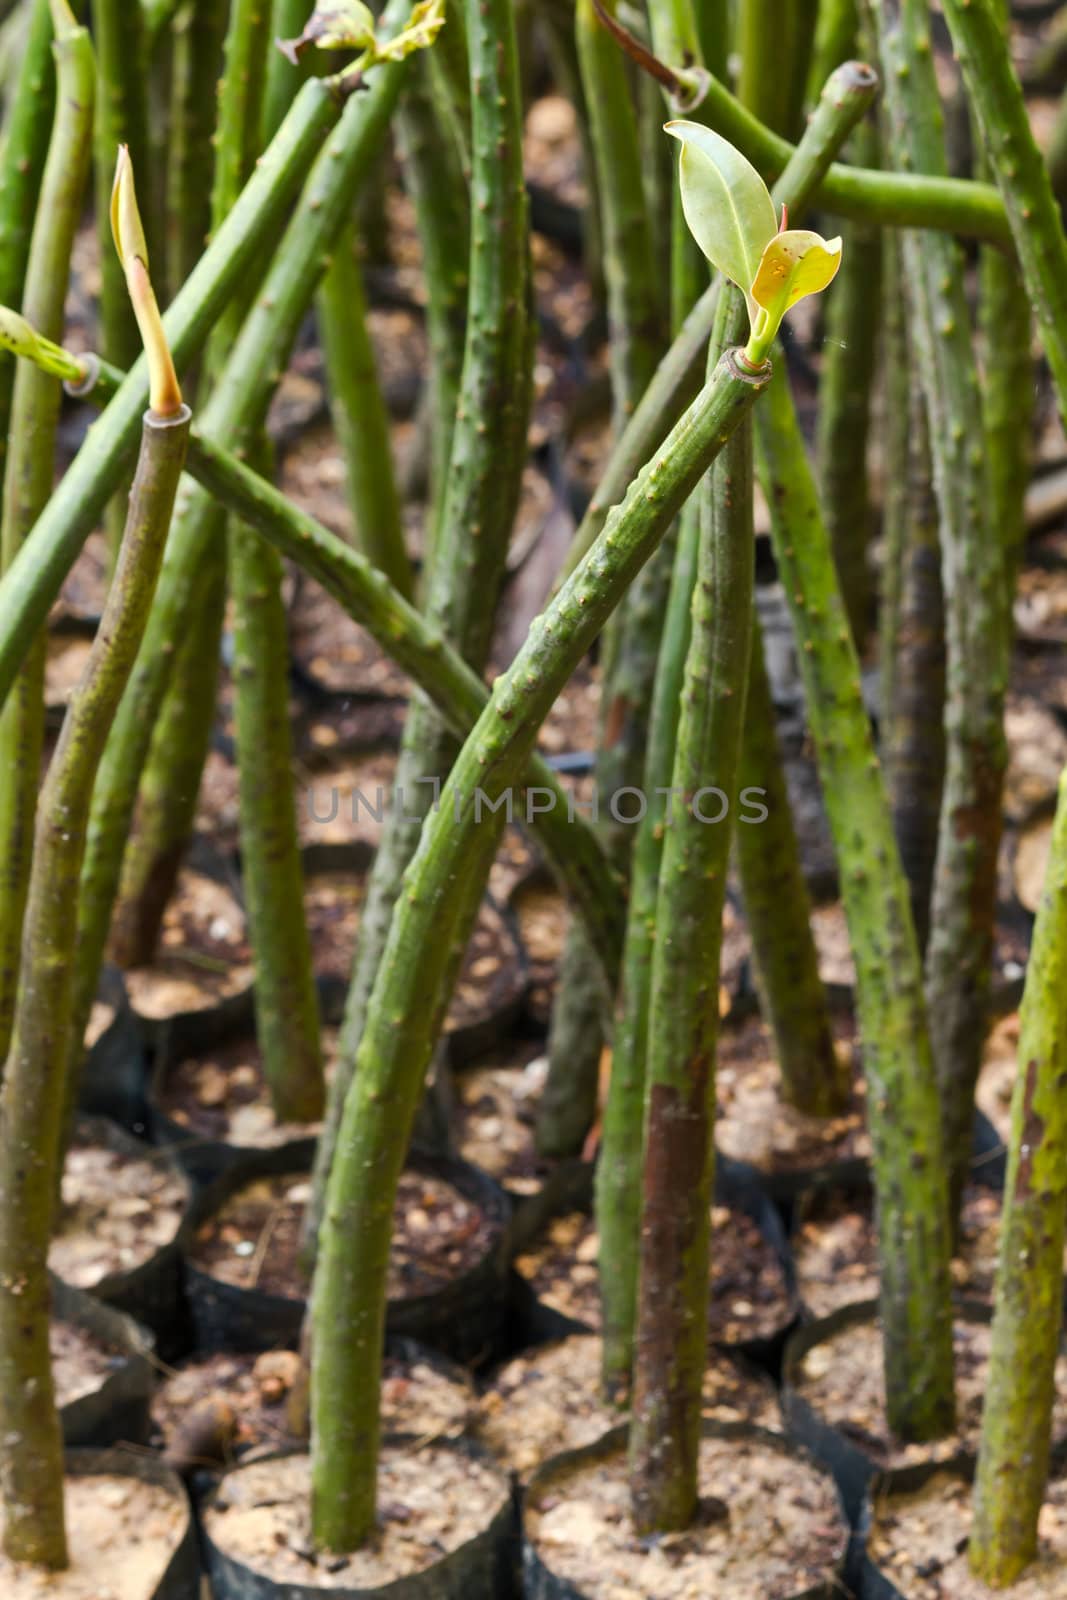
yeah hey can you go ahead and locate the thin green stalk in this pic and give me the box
[67,29,414,1100]
[0,402,190,1570]
[93,0,151,369]
[110,0,277,967]
[0,0,56,485]
[816,122,882,649]
[538,0,666,1158]
[883,353,947,947]
[143,0,184,50]
[108,561,226,966]
[806,0,859,104]
[736,613,846,1113]
[732,0,844,1116]
[593,57,877,1397]
[880,235,944,952]
[318,228,414,595]
[871,0,1007,1221]
[165,0,229,300]
[394,48,470,553]
[962,0,1033,578]
[264,0,312,143]
[695,0,730,79]
[739,0,817,136]
[940,0,1067,431]
[969,768,1067,1587]
[223,4,323,1122]
[309,346,771,1554]
[0,0,94,1069]
[307,0,531,1265]
[579,0,663,427]
[629,290,755,1534]
[597,495,701,1394]
[232,508,324,1122]
[557,58,883,584]
[0,72,350,710]
[425,0,469,179]
[756,357,956,1442]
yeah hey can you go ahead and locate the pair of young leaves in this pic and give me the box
[667,121,842,366]
[280,0,445,69]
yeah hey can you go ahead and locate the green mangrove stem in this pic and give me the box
[630,291,758,1534]
[0,1,94,1069]
[0,403,189,1570]
[872,0,1007,1221]
[941,0,1067,430]
[0,0,55,483]
[755,357,956,1442]
[969,767,1067,1586]
[318,229,414,595]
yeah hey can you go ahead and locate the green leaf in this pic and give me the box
[373,0,446,63]
[278,1,377,65]
[750,229,843,325]
[664,120,777,319]
[0,306,83,384]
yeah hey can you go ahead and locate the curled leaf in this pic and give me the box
[278,0,377,65]
[110,145,149,274]
[110,147,182,417]
[751,229,843,324]
[664,120,777,320]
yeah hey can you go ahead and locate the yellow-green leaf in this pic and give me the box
[0,306,83,383]
[110,144,149,272]
[664,120,777,319]
[750,229,843,326]
[374,0,446,62]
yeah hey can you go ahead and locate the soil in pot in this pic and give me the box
[715,1012,867,1181]
[453,1046,551,1195]
[866,1468,1067,1599]
[524,1426,846,1600]
[475,1332,779,1480]
[53,1318,127,1409]
[156,1027,340,1151]
[508,870,568,1029]
[49,1130,186,1291]
[0,1465,190,1600]
[203,1444,508,1590]
[513,1204,794,1345]
[793,1185,1003,1316]
[187,1169,494,1303]
[154,1345,474,1473]
[790,1309,1067,1473]
[122,863,251,1022]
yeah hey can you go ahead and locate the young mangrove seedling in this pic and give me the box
[628,118,843,1534]
[0,150,190,1572]
[665,120,842,371]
